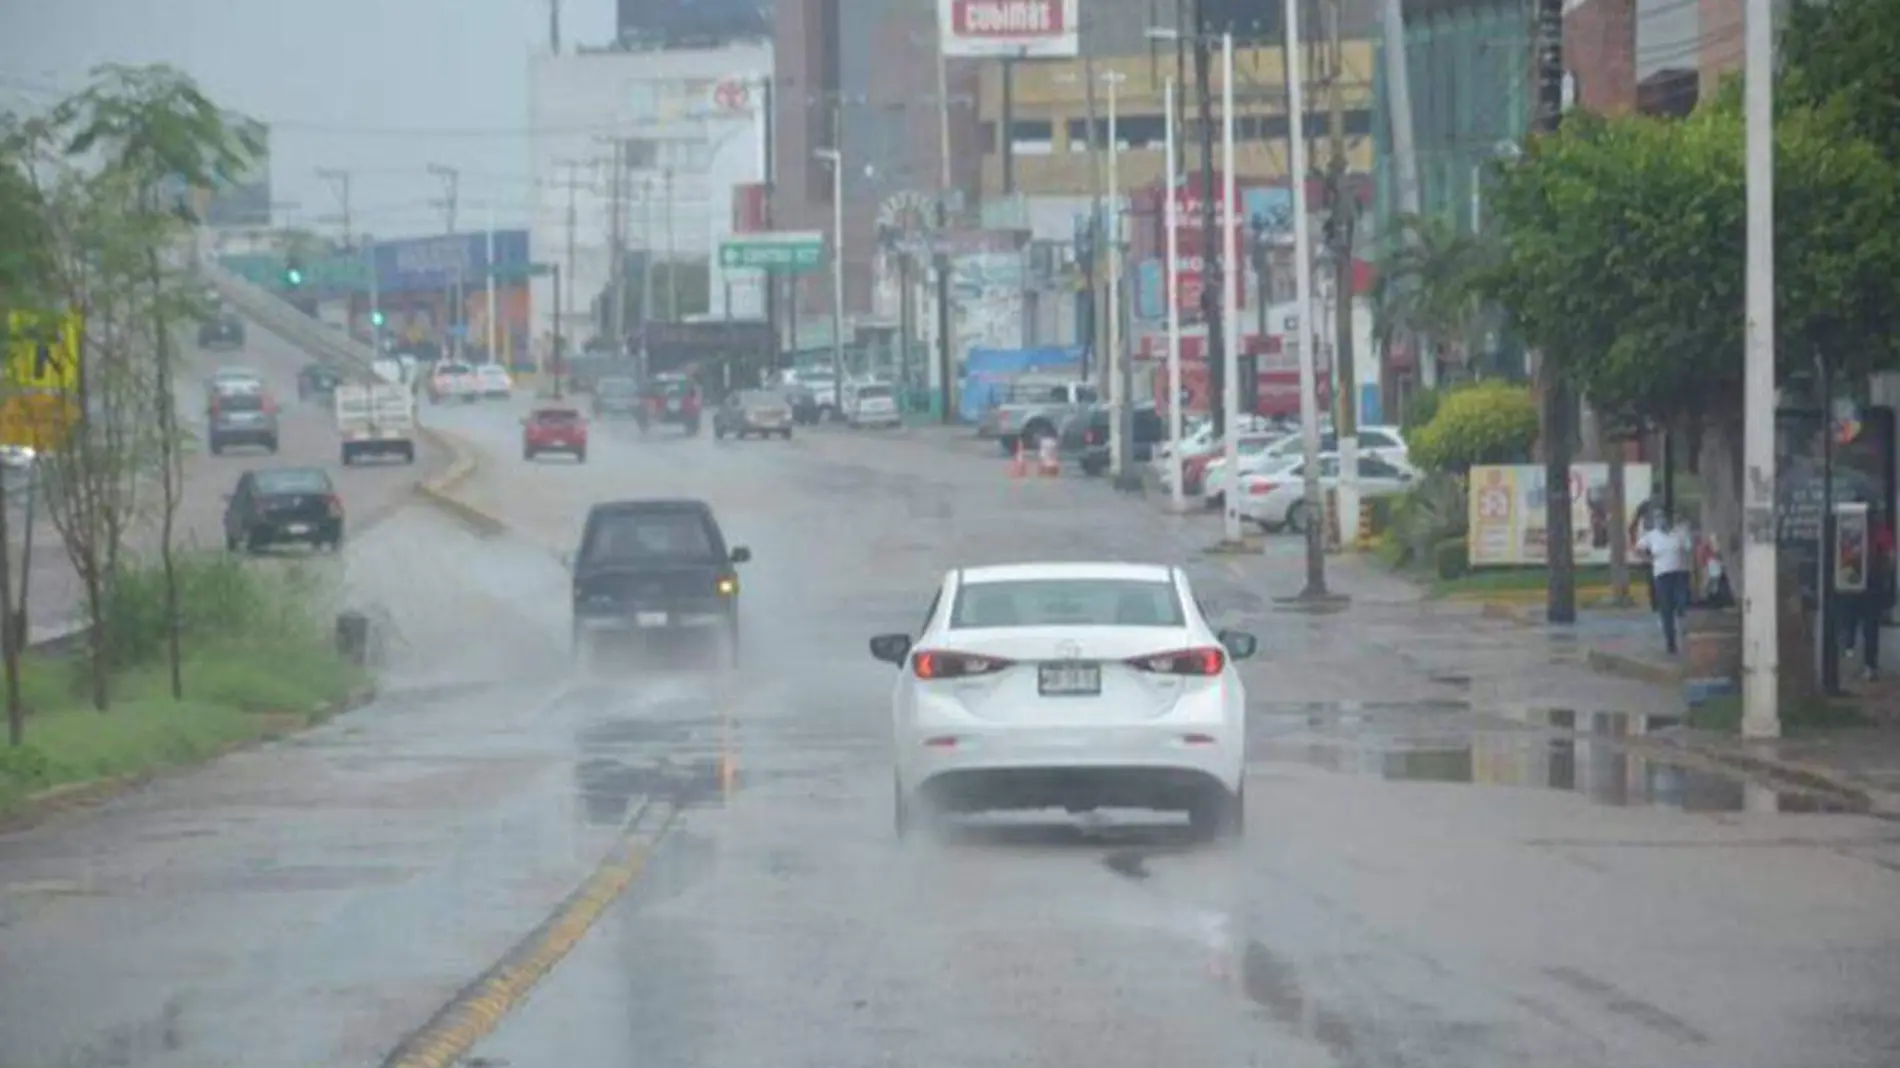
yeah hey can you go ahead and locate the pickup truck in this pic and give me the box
[981,380,1099,455]
[335,382,417,465]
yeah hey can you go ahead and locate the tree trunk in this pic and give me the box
[1698,415,1747,599]
[1607,442,1631,606]
[0,456,18,747]
[149,244,183,700]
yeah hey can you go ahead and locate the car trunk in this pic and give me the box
[576,564,723,610]
[259,491,333,525]
[920,626,1205,725]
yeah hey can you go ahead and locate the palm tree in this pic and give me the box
[1371,212,1497,387]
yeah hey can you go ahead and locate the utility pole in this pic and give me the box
[1741,0,1780,735]
[548,0,561,52]
[558,159,583,367]
[640,175,656,346]
[428,163,462,358]
[1080,58,1106,393]
[663,168,677,320]
[1535,0,1576,625]
[761,75,779,367]
[315,167,352,248]
[1191,0,1229,438]
[934,37,956,425]
[1325,0,1361,549]
[604,139,627,344]
[1379,0,1427,393]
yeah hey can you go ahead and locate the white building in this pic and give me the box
[527,41,772,346]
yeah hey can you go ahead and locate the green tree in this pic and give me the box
[1479,104,1900,565]
[1781,0,1900,163]
[54,64,261,702]
[1408,380,1540,474]
[1372,213,1497,391]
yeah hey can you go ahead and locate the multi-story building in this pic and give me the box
[527,37,771,347]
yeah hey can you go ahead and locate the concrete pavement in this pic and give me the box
[1,404,1896,1067]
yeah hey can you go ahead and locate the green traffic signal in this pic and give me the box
[285,268,303,287]
[370,310,385,326]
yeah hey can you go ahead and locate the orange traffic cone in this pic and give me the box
[1010,438,1028,479]
[1037,436,1061,477]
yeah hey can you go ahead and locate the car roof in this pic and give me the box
[530,405,581,416]
[957,561,1175,585]
[248,466,330,486]
[588,498,715,517]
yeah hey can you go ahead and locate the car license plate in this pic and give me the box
[1038,663,1101,696]
[286,523,310,535]
[635,611,668,628]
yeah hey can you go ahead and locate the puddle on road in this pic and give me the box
[1256,734,1855,813]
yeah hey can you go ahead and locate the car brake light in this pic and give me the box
[325,494,344,518]
[1126,646,1225,676]
[1246,481,1277,496]
[1181,733,1218,746]
[911,650,1013,680]
[923,735,958,748]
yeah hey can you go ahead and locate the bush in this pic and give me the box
[99,552,326,671]
[1434,536,1470,580]
[1382,471,1469,570]
[1408,380,1539,474]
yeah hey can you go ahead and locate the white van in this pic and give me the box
[846,380,901,428]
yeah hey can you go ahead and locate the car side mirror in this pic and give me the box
[1217,629,1259,661]
[869,633,912,665]
[729,546,752,564]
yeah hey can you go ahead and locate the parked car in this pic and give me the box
[222,466,343,553]
[635,374,702,436]
[522,405,589,462]
[474,363,514,399]
[1237,453,1416,533]
[713,389,795,440]
[846,381,902,428]
[1079,404,1168,476]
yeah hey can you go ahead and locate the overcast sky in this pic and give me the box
[0,0,621,239]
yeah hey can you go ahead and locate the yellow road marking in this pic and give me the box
[380,800,678,1068]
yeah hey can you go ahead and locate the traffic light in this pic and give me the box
[284,251,305,289]
[370,310,385,327]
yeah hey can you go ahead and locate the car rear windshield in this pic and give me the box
[950,578,1185,629]
[585,511,719,563]
[255,469,331,495]
[598,378,637,395]
[534,409,582,425]
[438,364,473,376]
[218,393,266,412]
[857,385,893,399]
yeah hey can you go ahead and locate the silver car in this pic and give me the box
[713,390,795,441]
[207,389,279,454]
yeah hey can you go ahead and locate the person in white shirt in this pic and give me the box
[1636,512,1694,655]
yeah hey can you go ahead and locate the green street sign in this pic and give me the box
[719,231,824,274]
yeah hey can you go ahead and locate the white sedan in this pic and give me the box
[869,562,1257,840]
[1238,452,1416,532]
[474,362,514,399]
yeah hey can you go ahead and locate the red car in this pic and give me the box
[522,406,589,463]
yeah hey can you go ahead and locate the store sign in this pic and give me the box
[938,0,1079,58]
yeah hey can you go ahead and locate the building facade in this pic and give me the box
[527,41,772,346]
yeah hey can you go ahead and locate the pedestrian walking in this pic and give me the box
[1635,511,1693,655]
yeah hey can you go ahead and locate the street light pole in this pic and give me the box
[816,148,846,388]
[1104,71,1137,491]
[1285,2,1328,597]
[1741,0,1780,735]
[1219,31,1243,544]
[1164,75,1185,514]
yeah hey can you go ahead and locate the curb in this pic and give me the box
[412,426,509,537]
[1620,733,1900,818]
[1585,647,1684,687]
[0,685,379,833]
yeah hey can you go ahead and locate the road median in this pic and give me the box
[413,425,510,537]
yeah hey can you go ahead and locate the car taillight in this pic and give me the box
[1246,481,1278,496]
[1086,428,1102,445]
[1125,646,1225,676]
[911,650,1013,680]
[325,494,344,518]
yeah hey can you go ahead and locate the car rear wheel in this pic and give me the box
[574,448,587,463]
[894,775,919,840]
[523,446,536,461]
[1188,784,1244,841]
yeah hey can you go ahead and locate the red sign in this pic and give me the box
[1149,364,1330,419]
[731,183,768,233]
[951,0,1067,37]
[1161,175,1245,321]
[712,79,751,113]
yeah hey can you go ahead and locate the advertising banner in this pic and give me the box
[938,0,1079,58]
[1466,463,1654,567]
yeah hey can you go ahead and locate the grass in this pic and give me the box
[0,640,367,816]
[1429,565,1617,597]
[1686,693,1872,733]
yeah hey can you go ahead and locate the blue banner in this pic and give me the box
[371,230,531,294]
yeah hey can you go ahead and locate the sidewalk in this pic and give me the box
[1483,598,1900,816]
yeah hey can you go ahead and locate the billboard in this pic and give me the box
[1466,463,1654,568]
[938,0,1079,58]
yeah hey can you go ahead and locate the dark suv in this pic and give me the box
[198,315,245,351]
[567,499,750,666]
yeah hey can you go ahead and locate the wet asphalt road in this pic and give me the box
[2,398,1898,1067]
